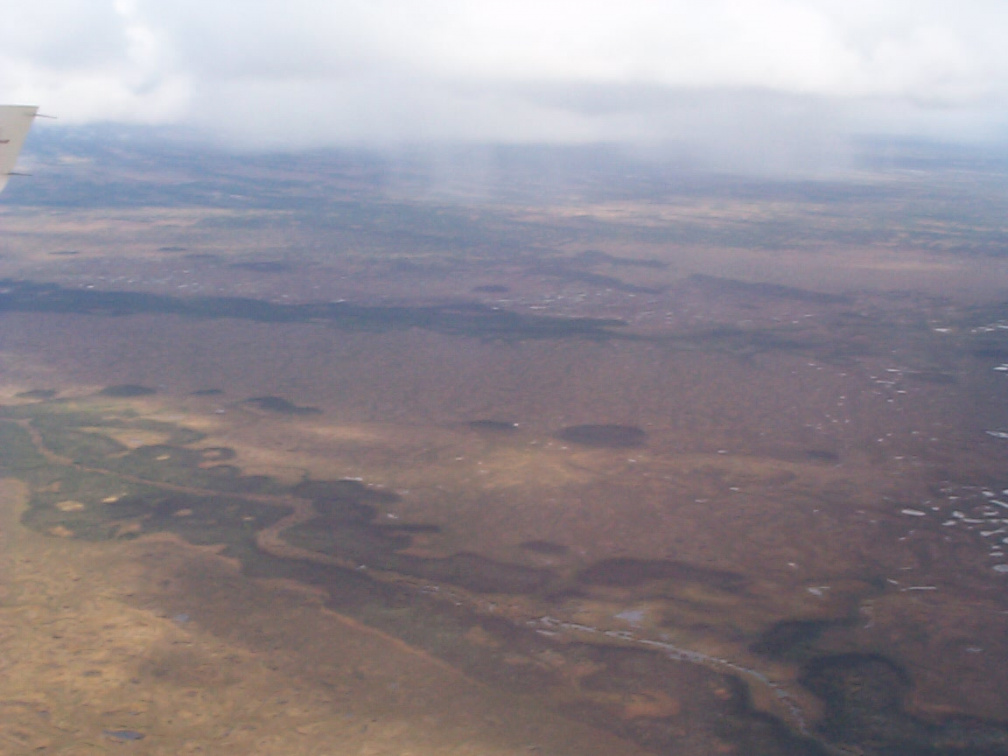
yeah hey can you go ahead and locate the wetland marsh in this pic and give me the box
[2,136,1008,754]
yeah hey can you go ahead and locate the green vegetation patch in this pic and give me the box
[0,400,285,550]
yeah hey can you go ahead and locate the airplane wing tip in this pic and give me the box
[0,105,41,195]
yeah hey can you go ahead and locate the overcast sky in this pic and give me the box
[3,0,1008,157]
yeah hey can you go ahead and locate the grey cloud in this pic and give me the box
[5,0,1008,156]
[0,2,129,69]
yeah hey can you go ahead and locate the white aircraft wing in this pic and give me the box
[0,105,39,194]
